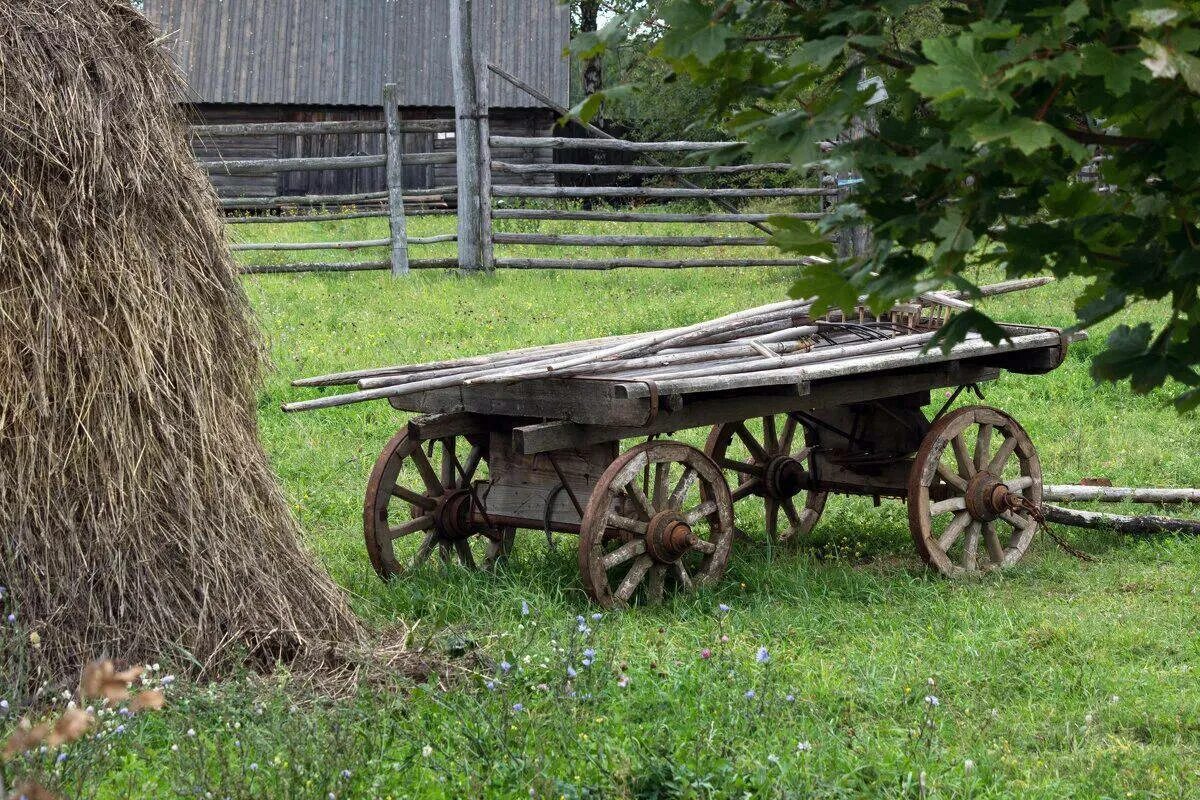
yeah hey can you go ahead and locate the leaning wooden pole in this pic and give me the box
[383,83,409,277]
[450,0,485,272]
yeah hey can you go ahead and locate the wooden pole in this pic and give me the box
[383,83,409,277]
[485,62,774,237]
[478,44,494,272]
[450,0,485,272]
[1043,485,1200,505]
[1045,505,1200,536]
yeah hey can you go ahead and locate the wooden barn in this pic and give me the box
[143,0,570,198]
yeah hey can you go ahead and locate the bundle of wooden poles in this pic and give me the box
[284,277,1052,413]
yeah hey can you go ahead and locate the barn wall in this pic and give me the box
[190,104,558,199]
[144,0,570,110]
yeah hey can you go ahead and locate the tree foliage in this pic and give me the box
[571,0,1200,410]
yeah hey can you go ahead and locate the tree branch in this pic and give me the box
[1056,127,1151,147]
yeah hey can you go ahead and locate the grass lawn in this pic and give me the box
[31,217,1200,798]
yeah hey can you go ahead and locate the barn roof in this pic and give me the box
[142,0,570,109]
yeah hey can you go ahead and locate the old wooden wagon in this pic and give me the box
[287,279,1079,607]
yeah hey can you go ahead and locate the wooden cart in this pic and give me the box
[358,322,1077,607]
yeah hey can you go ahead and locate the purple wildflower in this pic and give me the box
[756,646,769,664]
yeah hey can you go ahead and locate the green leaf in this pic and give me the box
[1080,43,1142,94]
[789,265,860,317]
[1091,323,1169,393]
[931,308,1009,353]
[769,217,835,257]
[659,1,734,64]
[790,37,846,70]
[910,35,1003,106]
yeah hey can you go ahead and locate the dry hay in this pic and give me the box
[0,1,370,685]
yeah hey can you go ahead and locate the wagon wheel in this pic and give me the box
[364,429,515,580]
[908,405,1043,577]
[704,414,827,545]
[579,441,734,608]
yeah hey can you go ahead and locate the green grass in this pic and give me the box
[13,219,1200,798]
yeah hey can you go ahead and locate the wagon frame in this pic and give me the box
[359,322,1077,607]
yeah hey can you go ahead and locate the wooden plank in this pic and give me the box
[491,209,824,224]
[389,378,655,427]
[201,154,386,175]
[191,120,455,137]
[494,258,817,270]
[407,412,490,441]
[1043,485,1200,505]
[491,135,743,152]
[229,238,392,252]
[492,233,772,247]
[239,258,456,275]
[224,211,389,224]
[512,363,1000,454]
[492,185,835,199]
[492,161,796,176]
[383,83,409,277]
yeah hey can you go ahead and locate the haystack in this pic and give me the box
[0,1,366,683]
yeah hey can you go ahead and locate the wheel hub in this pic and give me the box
[645,511,698,563]
[434,489,477,541]
[764,455,808,500]
[964,472,1012,522]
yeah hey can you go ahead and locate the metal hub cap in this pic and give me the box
[764,455,808,500]
[964,472,1011,522]
[434,489,477,541]
[644,511,698,563]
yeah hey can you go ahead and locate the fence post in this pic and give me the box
[383,83,409,277]
[450,0,486,272]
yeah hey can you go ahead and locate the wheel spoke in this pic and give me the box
[764,497,779,542]
[615,555,653,602]
[652,462,670,510]
[733,422,770,464]
[624,480,657,520]
[762,416,778,452]
[781,498,803,532]
[730,478,761,502]
[668,467,698,510]
[673,561,695,592]
[983,522,1005,565]
[409,446,444,495]
[780,415,798,452]
[391,484,437,510]
[411,531,438,568]
[974,423,993,473]
[602,539,646,570]
[936,511,972,552]
[962,522,981,571]
[610,514,649,535]
[930,496,967,516]
[1001,510,1037,534]
[645,565,666,605]
[986,436,1019,476]
[718,456,763,478]
[684,500,717,525]
[454,539,477,570]
[1006,475,1034,492]
[951,433,976,478]
[936,462,968,492]
[438,541,454,565]
[390,514,434,540]
[460,445,484,487]
[440,439,457,489]
[691,538,717,554]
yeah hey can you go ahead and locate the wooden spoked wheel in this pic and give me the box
[908,406,1043,577]
[364,429,515,580]
[578,441,734,608]
[704,415,827,545]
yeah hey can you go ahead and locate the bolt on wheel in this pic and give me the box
[578,441,734,608]
[908,405,1043,577]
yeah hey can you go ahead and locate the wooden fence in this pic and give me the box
[205,0,846,277]
[196,85,458,276]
